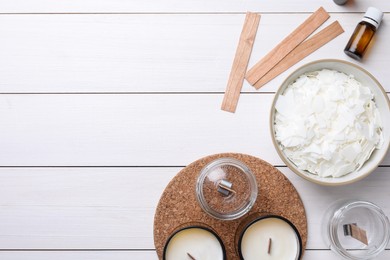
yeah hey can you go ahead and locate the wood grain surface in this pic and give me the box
[0,1,389,259]
[0,14,389,93]
[0,0,389,13]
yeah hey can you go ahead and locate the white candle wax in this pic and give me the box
[240,217,300,260]
[164,227,224,260]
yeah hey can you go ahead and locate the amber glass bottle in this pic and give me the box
[344,7,383,60]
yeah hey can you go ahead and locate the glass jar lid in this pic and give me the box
[196,158,258,220]
[328,200,390,259]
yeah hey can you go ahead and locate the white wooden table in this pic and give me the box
[0,1,389,259]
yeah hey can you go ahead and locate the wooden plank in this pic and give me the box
[0,94,278,166]
[0,251,158,260]
[0,94,388,166]
[0,167,175,249]
[221,12,260,113]
[0,0,389,13]
[0,250,389,260]
[0,167,389,249]
[303,250,390,260]
[0,14,388,93]
[246,7,329,86]
[253,21,344,89]
[0,2,387,259]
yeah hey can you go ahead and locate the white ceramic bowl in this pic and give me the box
[270,59,390,186]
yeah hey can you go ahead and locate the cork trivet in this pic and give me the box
[154,153,307,259]
[245,6,329,86]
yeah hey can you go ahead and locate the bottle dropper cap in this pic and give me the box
[362,7,383,29]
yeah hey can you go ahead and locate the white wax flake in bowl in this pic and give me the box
[274,69,383,178]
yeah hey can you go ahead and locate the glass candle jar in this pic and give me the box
[323,200,390,259]
[196,158,258,220]
[163,225,226,260]
[237,215,302,260]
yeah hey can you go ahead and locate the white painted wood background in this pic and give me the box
[0,1,389,259]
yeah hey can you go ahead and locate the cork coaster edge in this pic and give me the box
[153,153,307,259]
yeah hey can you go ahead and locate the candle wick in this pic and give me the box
[268,238,272,254]
[217,183,236,194]
[187,252,196,260]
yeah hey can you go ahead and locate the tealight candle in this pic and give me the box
[163,226,226,260]
[239,216,302,260]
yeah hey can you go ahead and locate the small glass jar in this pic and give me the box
[333,0,348,5]
[323,200,390,259]
[196,158,258,220]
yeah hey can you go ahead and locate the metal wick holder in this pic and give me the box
[217,180,236,196]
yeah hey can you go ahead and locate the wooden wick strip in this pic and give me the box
[217,183,236,194]
[221,12,260,113]
[187,252,196,260]
[253,21,344,89]
[246,7,329,86]
[350,224,368,245]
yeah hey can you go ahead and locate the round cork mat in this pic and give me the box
[154,153,307,259]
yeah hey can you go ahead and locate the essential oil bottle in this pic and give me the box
[333,0,348,5]
[344,7,383,60]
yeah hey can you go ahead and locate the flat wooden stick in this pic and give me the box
[350,224,368,245]
[217,183,237,194]
[253,21,344,89]
[221,12,260,113]
[246,7,329,86]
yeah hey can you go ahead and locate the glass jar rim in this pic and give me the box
[196,158,258,220]
[328,201,390,260]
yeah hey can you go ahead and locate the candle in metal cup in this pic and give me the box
[239,216,302,260]
[163,227,226,260]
